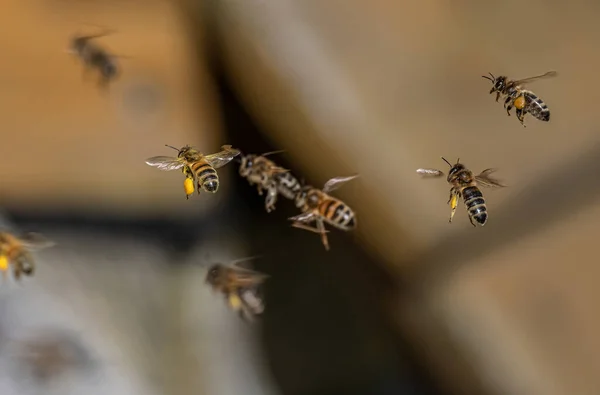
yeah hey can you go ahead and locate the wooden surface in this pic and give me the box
[0,0,228,217]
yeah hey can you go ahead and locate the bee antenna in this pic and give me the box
[229,255,263,265]
[262,150,286,157]
[441,157,452,167]
[481,73,494,82]
[457,157,460,164]
[165,144,179,151]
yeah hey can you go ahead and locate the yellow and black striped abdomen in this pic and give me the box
[318,198,356,231]
[462,186,488,226]
[191,159,219,193]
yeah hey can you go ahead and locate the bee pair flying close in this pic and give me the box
[237,151,358,251]
[483,70,557,127]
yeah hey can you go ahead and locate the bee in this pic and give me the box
[417,158,505,226]
[238,150,301,212]
[289,175,358,251]
[67,29,121,89]
[145,144,241,199]
[483,71,557,126]
[0,232,55,280]
[205,257,269,321]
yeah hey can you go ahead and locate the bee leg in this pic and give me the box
[316,219,330,251]
[264,187,278,213]
[495,92,501,102]
[448,190,459,224]
[503,96,512,109]
[516,108,527,127]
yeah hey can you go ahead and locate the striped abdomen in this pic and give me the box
[462,186,488,226]
[190,159,219,193]
[523,90,550,121]
[317,198,356,230]
[275,172,301,199]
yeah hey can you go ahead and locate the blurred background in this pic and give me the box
[0,0,599,394]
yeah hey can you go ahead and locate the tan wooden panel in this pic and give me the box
[0,0,228,218]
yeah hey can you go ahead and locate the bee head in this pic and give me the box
[482,72,506,93]
[205,264,223,286]
[238,154,257,176]
[101,60,118,79]
[177,145,192,158]
[442,157,465,181]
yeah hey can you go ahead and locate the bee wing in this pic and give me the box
[322,175,359,193]
[203,146,242,169]
[145,156,185,171]
[416,168,445,177]
[19,233,55,250]
[289,211,317,223]
[513,71,557,85]
[261,149,286,157]
[475,168,506,188]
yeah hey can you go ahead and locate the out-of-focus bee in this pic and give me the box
[0,232,55,280]
[417,158,505,226]
[67,29,121,89]
[205,257,269,321]
[145,144,241,199]
[290,175,358,251]
[483,71,557,126]
[238,150,301,212]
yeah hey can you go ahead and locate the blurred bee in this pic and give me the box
[417,158,505,226]
[205,256,269,321]
[67,29,121,89]
[0,231,55,280]
[483,71,557,126]
[145,144,241,199]
[238,150,301,212]
[290,175,358,251]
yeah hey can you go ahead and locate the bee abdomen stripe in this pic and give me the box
[319,200,337,218]
[465,197,485,207]
[462,186,482,200]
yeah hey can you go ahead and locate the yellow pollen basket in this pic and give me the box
[514,95,526,110]
[450,194,459,210]
[184,177,194,196]
[228,293,242,309]
[0,255,8,273]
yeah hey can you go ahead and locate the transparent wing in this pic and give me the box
[261,150,286,157]
[475,168,506,188]
[145,156,185,171]
[203,146,242,169]
[19,232,56,250]
[228,266,269,287]
[416,168,445,177]
[513,71,557,85]
[289,211,317,223]
[322,175,359,193]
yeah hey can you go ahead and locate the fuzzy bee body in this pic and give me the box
[238,152,301,212]
[483,71,556,126]
[290,175,358,251]
[417,158,505,227]
[68,31,119,88]
[205,259,268,322]
[0,232,55,280]
[146,144,241,199]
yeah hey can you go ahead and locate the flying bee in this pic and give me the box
[238,150,301,213]
[205,256,269,322]
[417,158,506,226]
[145,144,241,199]
[483,71,557,126]
[0,231,55,280]
[67,29,122,89]
[290,175,358,251]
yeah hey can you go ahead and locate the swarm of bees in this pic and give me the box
[56,29,564,321]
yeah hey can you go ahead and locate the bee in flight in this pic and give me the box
[0,231,55,280]
[290,175,358,251]
[145,144,241,199]
[205,256,269,322]
[417,158,505,226]
[483,71,557,127]
[67,28,123,89]
[238,150,302,213]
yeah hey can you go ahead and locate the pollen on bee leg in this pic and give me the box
[514,95,526,109]
[184,177,194,197]
[228,293,242,309]
[0,255,8,273]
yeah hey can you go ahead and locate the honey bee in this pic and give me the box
[238,150,302,212]
[0,231,55,280]
[290,175,358,251]
[145,144,241,199]
[417,158,505,226]
[205,257,269,321]
[67,29,121,88]
[483,71,557,126]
